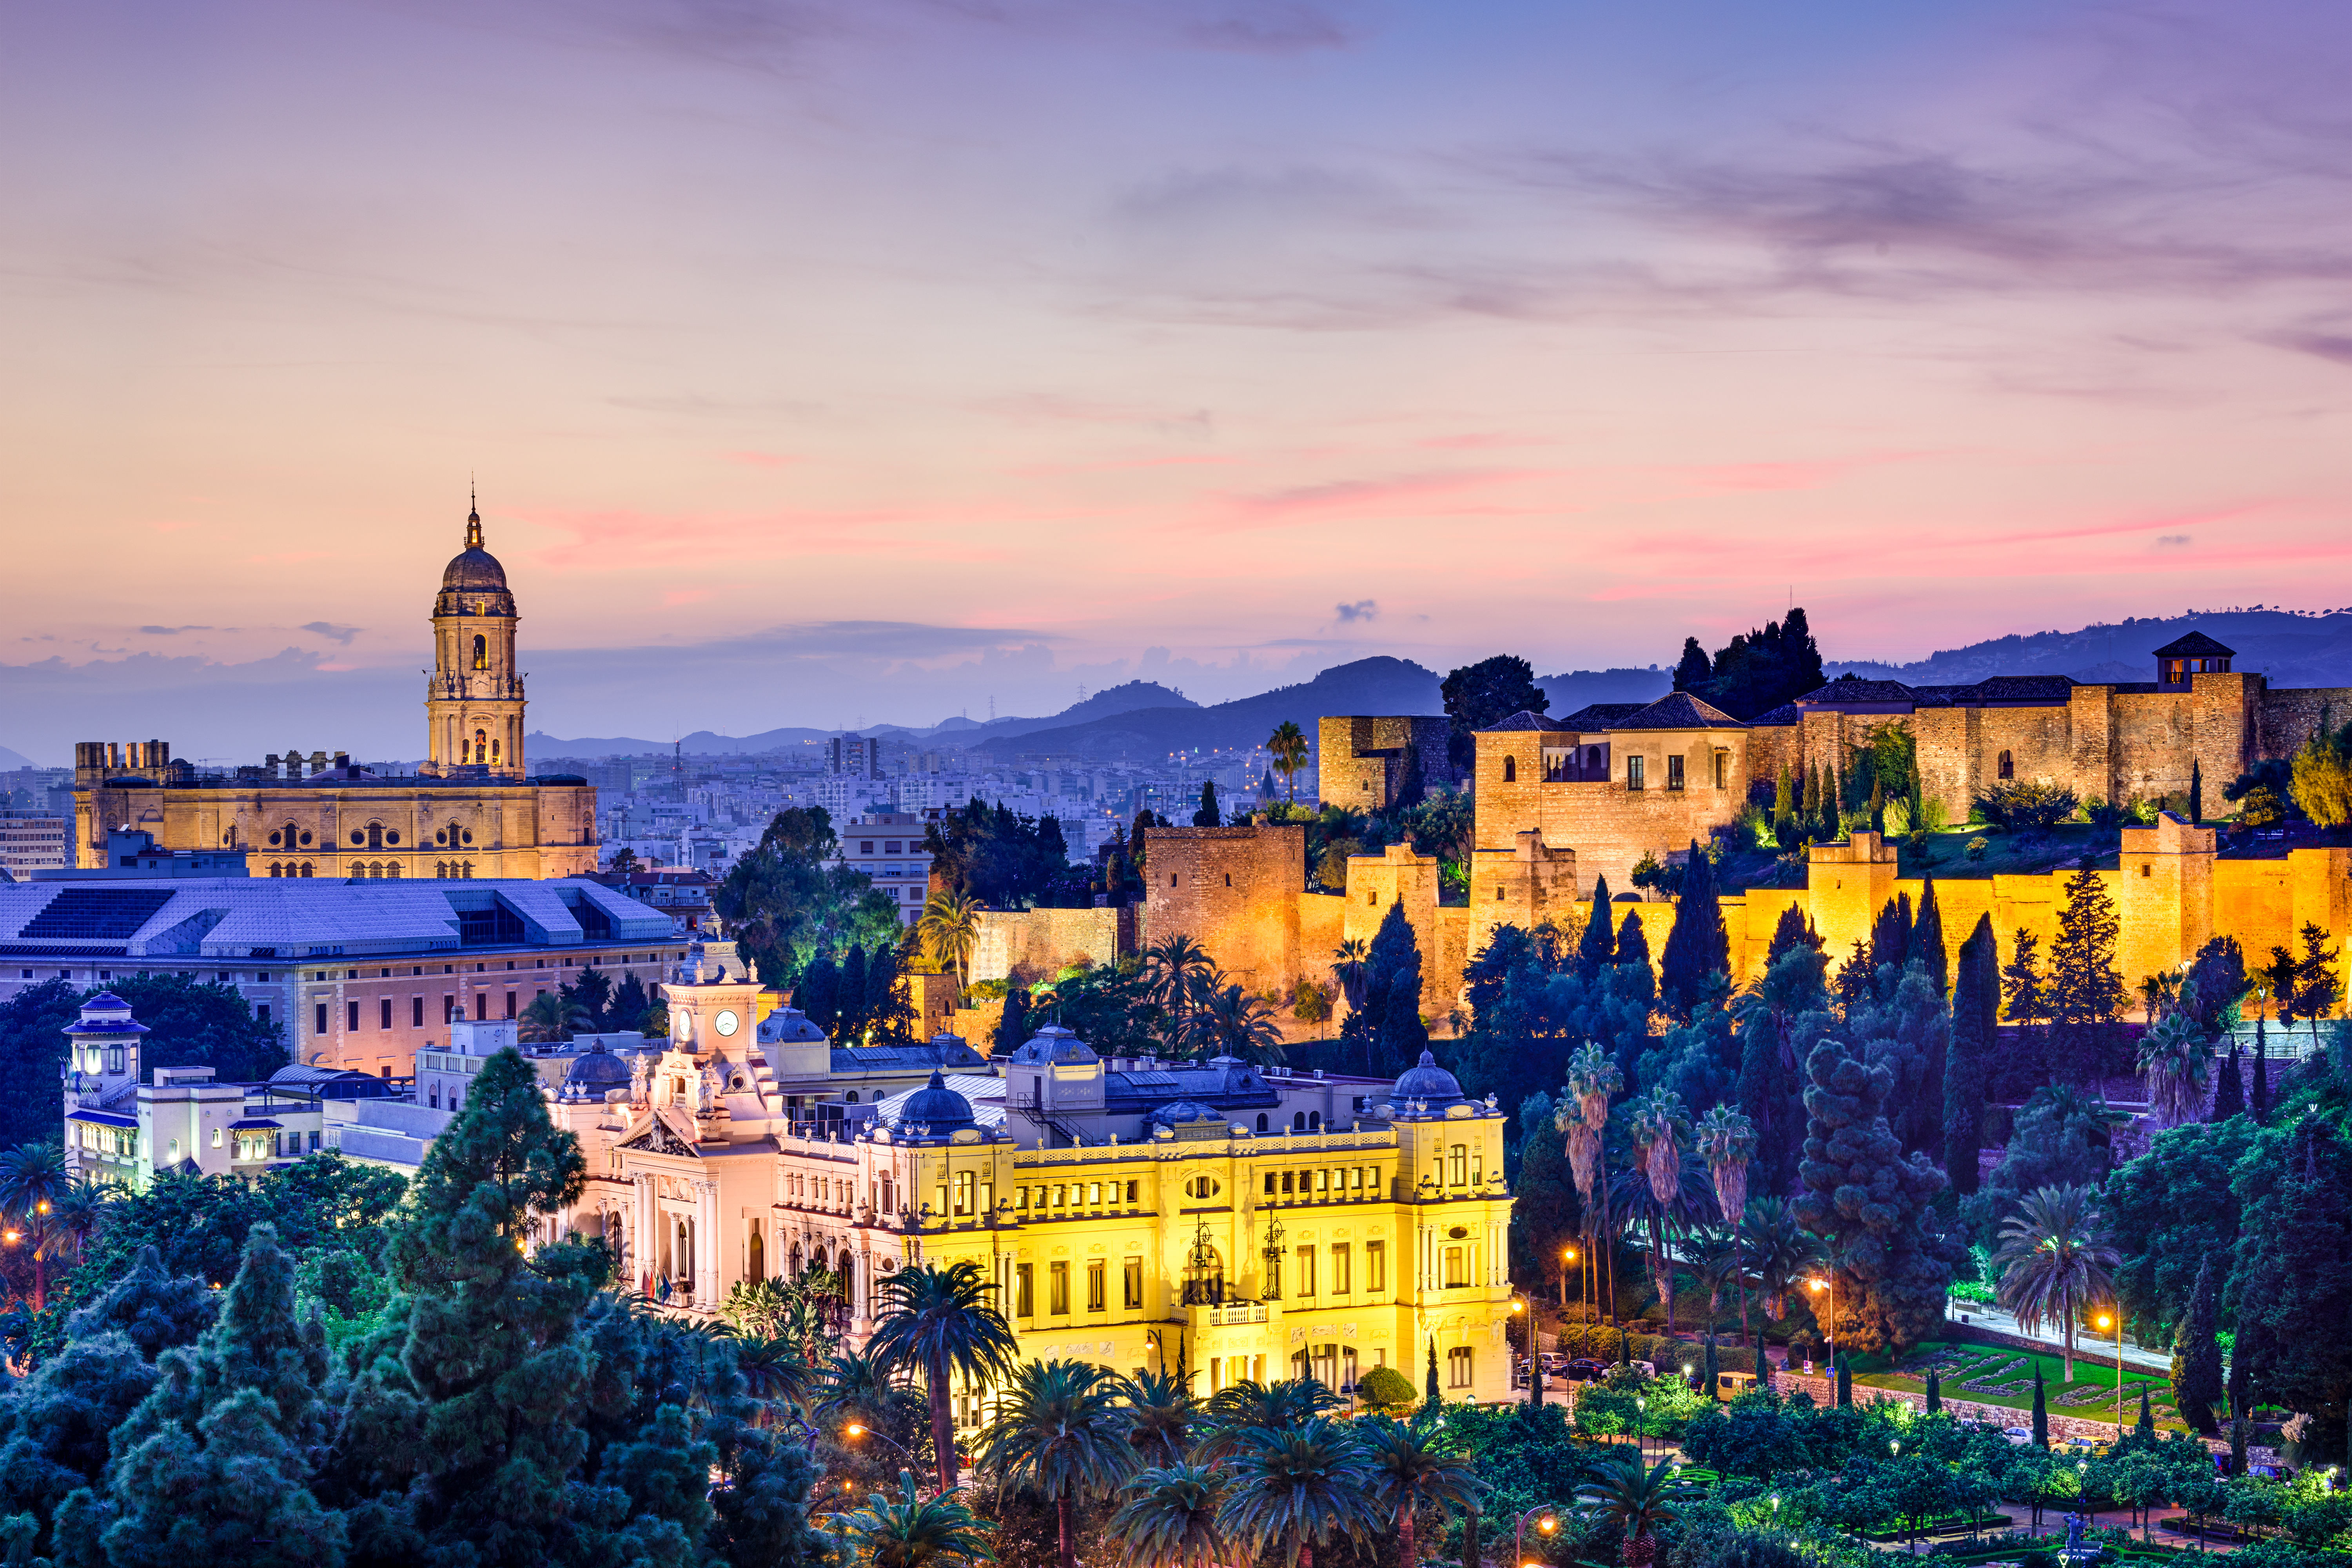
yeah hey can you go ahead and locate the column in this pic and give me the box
[699,1181,721,1307]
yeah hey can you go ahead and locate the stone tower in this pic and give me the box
[425,496,526,777]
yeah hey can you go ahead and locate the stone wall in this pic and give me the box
[2257,684,2352,760]
[967,907,1126,986]
[1141,824,1307,993]
[1473,730,1744,893]
[1319,715,1448,809]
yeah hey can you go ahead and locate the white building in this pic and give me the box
[0,811,68,878]
[829,810,934,927]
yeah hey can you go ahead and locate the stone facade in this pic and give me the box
[1319,715,1448,809]
[969,907,1127,986]
[1140,825,1308,991]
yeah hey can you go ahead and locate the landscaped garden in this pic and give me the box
[1850,1340,2189,1434]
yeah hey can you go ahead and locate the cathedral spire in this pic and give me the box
[465,479,483,550]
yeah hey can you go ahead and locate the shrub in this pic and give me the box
[1965,837,1989,862]
[1356,1364,1416,1412]
[2237,786,2287,828]
[1974,780,2080,831]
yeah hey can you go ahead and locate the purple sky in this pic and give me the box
[4,0,2351,761]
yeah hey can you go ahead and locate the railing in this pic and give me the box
[1193,1301,1271,1327]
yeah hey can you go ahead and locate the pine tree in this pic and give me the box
[1764,904,1816,966]
[709,1429,828,1568]
[2047,864,2124,1085]
[1772,764,1795,847]
[2189,759,2203,825]
[1192,780,1220,828]
[1577,877,1617,975]
[1910,878,1947,998]
[1356,903,1429,1078]
[2031,1366,2049,1448]
[1614,911,1651,976]
[1657,840,1728,1020]
[2212,1045,2245,1121]
[1945,915,1997,1194]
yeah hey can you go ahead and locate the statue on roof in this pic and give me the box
[629,1051,650,1107]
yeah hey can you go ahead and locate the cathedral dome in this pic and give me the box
[438,506,512,596]
[563,1041,633,1093]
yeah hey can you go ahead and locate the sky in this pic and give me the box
[5,0,2352,764]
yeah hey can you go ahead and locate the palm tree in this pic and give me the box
[1575,1447,1693,1568]
[0,1143,67,1310]
[2136,1012,2211,1128]
[838,1471,998,1568]
[867,1260,1021,1493]
[1197,1379,1344,1461]
[46,1177,110,1270]
[1358,1415,1485,1568]
[1624,1086,1691,1332]
[1692,1105,1756,1226]
[1268,722,1310,804]
[978,1359,1134,1568]
[1109,1463,1229,1568]
[1144,935,1218,1047]
[1558,1043,1624,1323]
[817,1348,915,1433]
[1332,939,1371,1016]
[1189,984,1286,1065]
[730,1332,817,1423]
[1737,1197,1820,1365]
[1118,1369,1193,1467]
[1215,1417,1385,1568]
[1686,1225,1743,1340]
[1993,1183,2118,1384]
[519,989,588,1043]
[918,891,984,1001]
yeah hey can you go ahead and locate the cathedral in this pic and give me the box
[71,501,598,879]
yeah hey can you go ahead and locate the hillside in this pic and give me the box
[968,656,1445,759]
[1831,609,2352,690]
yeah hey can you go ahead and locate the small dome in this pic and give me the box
[1390,1049,1465,1106]
[1008,1025,1098,1066]
[1146,1100,1223,1128]
[564,1041,633,1089]
[895,1069,975,1131]
[442,547,508,592]
[759,1006,827,1045]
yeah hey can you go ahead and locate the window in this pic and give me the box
[1448,1145,1467,1186]
[505,991,517,1020]
[472,633,488,670]
[1444,1245,1469,1287]
[1332,1243,1351,1293]
[953,1171,974,1216]
[1998,750,2014,780]
[316,1003,330,1037]
[1295,1246,1316,1296]
[1015,1264,1034,1317]
[1049,1261,1070,1315]
[347,1000,361,1032]
[380,998,393,1030]
[1124,1258,1144,1309]
[412,996,424,1027]
[1712,750,1729,789]
[1087,1259,1107,1312]
[1125,1180,1138,1203]
[1626,755,1646,790]
[1448,1347,1474,1387]
[1665,753,1685,791]
[1502,755,1517,783]
[1367,1240,1386,1291]
[1281,1171,1294,1194]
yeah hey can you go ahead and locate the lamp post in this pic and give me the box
[1514,1506,1558,1568]
[1514,1297,1542,1406]
[1807,1275,1835,1373]
[2096,1310,2125,1440]
[1635,1394,1648,1460]
[842,1420,920,1486]
[1562,1246,1577,1315]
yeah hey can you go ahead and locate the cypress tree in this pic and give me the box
[1615,911,1651,976]
[995,985,1030,1053]
[2031,1366,2049,1448]
[2252,1013,2270,1122]
[1818,764,1843,841]
[1426,1338,1441,1405]
[1945,915,1997,1194]
[838,945,870,1038]
[1658,839,1728,1020]
[1871,893,1911,976]
[796,954,838,1034]
[1765,903,1816,965]
[2228,1322,2250,1472]
[1911,878,1947,997]
[2213,1044,2245,1121]
[1799,760,1818,836]
[1577,876,1617,974]
[1192,780,1220,828]
[1925,1366,1941,1415]
[2188,760,2203,824]
[1835,1352,1852,1408]
[1703,1333,1719,1401]
[1773,763,1795,846]
[2136,1385,2155,1440]
[1869,775,1886,837]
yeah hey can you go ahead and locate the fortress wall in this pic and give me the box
[1140,824,1305,993]
[1297,891,1345,987]
[968,907,1124,986]
[1742,725,1802,795]
[2192,673,2260,786]
[2256,684,2352,760]
[2109,691,2200,806]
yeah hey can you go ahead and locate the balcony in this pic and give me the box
[1190,1299,1273,1330]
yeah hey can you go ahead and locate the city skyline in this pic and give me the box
[7,0,2352,760]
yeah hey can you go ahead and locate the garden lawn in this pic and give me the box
[1847,1341,2188,1434]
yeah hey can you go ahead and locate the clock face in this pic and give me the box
[714,1009,740,1037]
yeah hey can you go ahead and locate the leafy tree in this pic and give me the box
[1671,637,1713,693]
[1683,611,1825,722]
[2047,866,2124,1084]
[2227,1110,2352,1469]
[1974,780,2079,831]
[1993,1185,2117,1384]
[2106,1116,2252,1343]
[1440,656,1549,775]
[1192,782,1221,828]
[977,1360,1132,1568]
[1794,1036,1962,1353]
[926,799,1084,911]
[2288,922,2342,1054]
[2183,935,2250,1034]
[2288,715,2352,826]
[867,1261,1020,1494]
[1945,916,1998,1194]
[720,807,901,985]
[1658,841,1728,1022]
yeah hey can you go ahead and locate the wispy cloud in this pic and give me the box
[300,622,362,644]
[1333,599,1378,623]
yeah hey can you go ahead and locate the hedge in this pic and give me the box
[1549,1322,1760,1374]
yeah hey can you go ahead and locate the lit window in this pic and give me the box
[1666,754,1685,791]
[1626,755,1646,791]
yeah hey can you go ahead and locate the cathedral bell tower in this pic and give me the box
[424,495,526,778]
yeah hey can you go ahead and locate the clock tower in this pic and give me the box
[425,496,526,777]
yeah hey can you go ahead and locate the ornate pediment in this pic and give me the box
[619,1108,700,1158]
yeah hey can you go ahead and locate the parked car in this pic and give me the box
[2003,1427,2034,1446]
[1566,1359,1608,1381]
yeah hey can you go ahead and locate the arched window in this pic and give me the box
[490,738,501,764]
[385,862,401,879]
[1502,755,1517,783]
[845,1091,859,1103]
[298,862,313,878]
[472,729,487,765]
[367,822,383,849]
[1998,750,2014,780]
[747,1229,764,1282]
[1256,1113,1269,1132]
[472,634,487,670]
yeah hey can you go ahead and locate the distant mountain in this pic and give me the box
[528,726,833,757]
[0,746,40,771]
[969,657,1443,760]
[1827,609,2352,691]
[1537,666,1671,713]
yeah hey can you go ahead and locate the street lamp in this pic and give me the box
[1514,1506,1558,1568]
[1808,1276,1835,1371]
[2096,1310,2124,1439]
[1635,1395,1648,1460]
[1513,1298,1541,1407]
[1561,1246,1577,1315]
[842,1422,918,1472]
